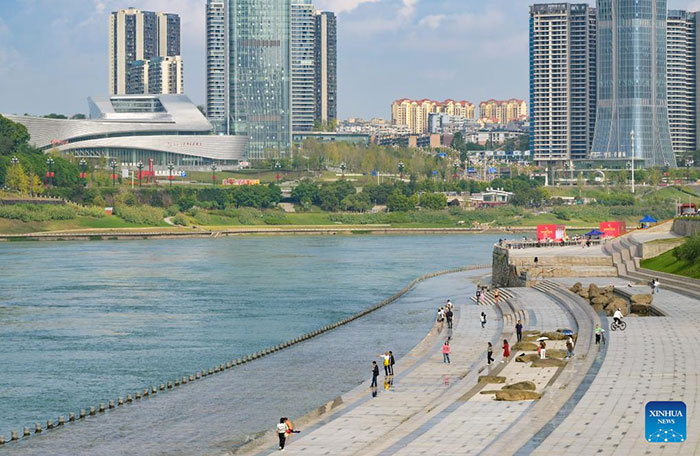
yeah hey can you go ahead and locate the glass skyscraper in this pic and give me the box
[591,0,677,166]
[228,0,291,159]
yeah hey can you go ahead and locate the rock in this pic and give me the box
[502,381,536,391]
[530,358,567,368]
[603,285,615,295]
[546,349,568,359]
[609,298,628,314]
[592,303,604,312]
[515,353,540,363]
[577,290,590,299]
[494,390,542,401]
[570,282,583,293]
[478,375,506,384]
[588,283,600,297]
[631,294,653,306]
[479,390,502,395]
[512,342,539,351]
[591,295,610,306]
[523,330,541,336]
[541,331,567,340]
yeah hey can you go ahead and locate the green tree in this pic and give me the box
[28,173,43,196]
[340,192,372,212]
[318,185,339,211]
[419,192,447,210]
[387,190,414,212]
[6,161,29,192]
[43,113,68,119]
[0,114,30,155]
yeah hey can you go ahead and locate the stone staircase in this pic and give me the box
[471,288,527,327]
[605,233,700,298]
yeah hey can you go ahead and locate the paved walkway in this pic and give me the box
[536,278,700,455]
[260,288,579,455]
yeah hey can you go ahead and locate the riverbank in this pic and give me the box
[0,224,600,242]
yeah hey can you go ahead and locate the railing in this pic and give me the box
[499,238,604,250]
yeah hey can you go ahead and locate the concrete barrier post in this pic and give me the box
[126,395,133,403]
[23,428,30,437]
[117,397,124,406]
[108,400,115,409]
[58,416,65,426]
[46,420,53,429]
[99,403,106,412]
[89,406,96,415]
[34,423,41,433]
[79,409,86,419]
[11,431,19,441]
[135,391,141,400]
[69,413,75,422]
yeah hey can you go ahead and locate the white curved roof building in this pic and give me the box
[4,94,247,168]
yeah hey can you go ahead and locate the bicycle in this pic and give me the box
[610,320,627,331]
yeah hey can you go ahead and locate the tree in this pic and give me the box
[71,114,86,119]
[318,185,339,211]
[28,173,43,196]
[340,192,372,212]
[43,113,68,119]
[0,114,30,155]
[6,161,29,192]
[291,180,319,204]
[420,192,447,210]
[648,168,662,186]
[387,190,414,212]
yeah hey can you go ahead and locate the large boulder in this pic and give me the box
[541,331,567,340]
[631,294,653,306]
[478,375,506,384]
[515,353,540,363]
[530,358,567,368]
[570,282,583,293]
[591,295,610,306]
[512,341,539,351]
[588,283,601,297]
[502,381,536,391]
[495,390,542,401]
[603,285,616,296]
[546,349,568,359]
[592,303,604,313]
[608,298,628,315]
[577,290,590,299]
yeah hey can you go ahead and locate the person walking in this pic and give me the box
[654,278,660,294]
[594,324,602,345]
[480,312,487,328]
[442,340,451,364]
[566,337,575,359]
[487,342,494,364]
[493,288,501,304]
[502,339,510,362]
[389,351,396,375]
[539,341,546,359]
[277,418,289,451]
[515,320,523,342]
[476,288,482,304]
[370,361,379,387]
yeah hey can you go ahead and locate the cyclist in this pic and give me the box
[613,308,624,327]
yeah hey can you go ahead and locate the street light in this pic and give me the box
[211,163,218,186]
[110,159,117,187]
[686,159,693,182]
[626,161,635,194]
[563,162,570,186]
[629,130,635,194]
[339,162,346,177]
[167,162,175,187]
[45,157,55,186]
[398,161,405,179]
[137,161,144,187]
[79,158,87,187]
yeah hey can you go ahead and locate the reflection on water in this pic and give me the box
[0,235,497,453]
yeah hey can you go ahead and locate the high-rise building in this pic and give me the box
[529,3,596,164]
[206,0,228,134]
[127,56,183,95]
[109,8,182,95]
[314,11,337,127]
[292,1,316,132]
[591,0,676,166]
[227,0,292,159]
[667,10,699,158]
[479,99,528,124]
[391,99,475,134]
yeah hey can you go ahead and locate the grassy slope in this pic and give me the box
[640,249,700,280]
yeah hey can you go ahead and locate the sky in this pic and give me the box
[1,0,699,120]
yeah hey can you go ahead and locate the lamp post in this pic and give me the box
[626,161,635,194]
[274,161,281,183]
[398,161,405,179]
[339,161,346,177]
[629,130,635,194]
[110,159,117,187]
[79,158,87,187]
[211,163,218,186]
[136,161,144,187]
[686,159,693,182]
[563,162,570,186]
[167,162,175,187]
[46,157,54,186]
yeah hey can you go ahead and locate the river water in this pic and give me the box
[0,234,498,453]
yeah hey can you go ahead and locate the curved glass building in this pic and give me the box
[591,0,677,166]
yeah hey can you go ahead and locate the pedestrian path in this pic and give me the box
[261,287,582,456]
[530,278,700,455]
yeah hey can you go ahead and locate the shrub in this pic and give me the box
[114,205,165,225]
[0,203,76,222]
[172,213,189,226]
[75,205,106,218]
[674,232,700,264]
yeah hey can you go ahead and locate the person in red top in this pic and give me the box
[442,340,451,364]
[502,339,510,362]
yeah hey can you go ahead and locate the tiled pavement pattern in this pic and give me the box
[265,287,578,455]
[531,278,700,456]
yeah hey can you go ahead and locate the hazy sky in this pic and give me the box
[1,0,699,119]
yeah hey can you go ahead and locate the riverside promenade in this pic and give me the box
[248,276,700,455]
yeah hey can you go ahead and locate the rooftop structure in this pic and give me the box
[4,95,246,169]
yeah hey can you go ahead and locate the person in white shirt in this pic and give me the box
[613,308,623,326]
[277,418,289,451]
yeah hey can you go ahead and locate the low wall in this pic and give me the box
[672,218,700,236]
[640,238,685,259]
[492,246,526,288]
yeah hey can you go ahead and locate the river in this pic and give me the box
[0,234,498,452]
